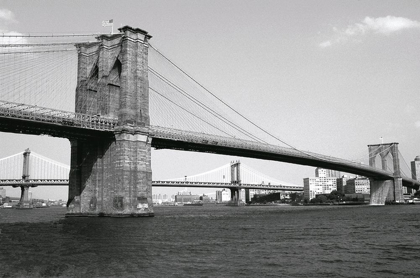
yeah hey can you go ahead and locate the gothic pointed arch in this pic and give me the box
[87,64,99,91]
[108,58,121,87]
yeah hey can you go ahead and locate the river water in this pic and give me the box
[0,204,419,278]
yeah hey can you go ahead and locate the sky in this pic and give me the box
[0,0,419,200]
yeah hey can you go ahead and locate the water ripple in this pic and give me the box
[1,205,419,277]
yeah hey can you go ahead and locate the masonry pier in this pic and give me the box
[228,161,242,206]
[66,26,153,217]
[15,148,33,209]
[368,143,404,205]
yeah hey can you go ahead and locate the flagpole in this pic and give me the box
[102,19,114,34]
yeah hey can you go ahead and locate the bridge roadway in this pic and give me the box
[0,179,69,187]
[0,179,302,191]
[1,100,419,190]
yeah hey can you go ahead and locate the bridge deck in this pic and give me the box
[0,179,69,187]
[0,179,302,191]
[0,102,418,190]
[150,126,419,189]
[0,101,117,138]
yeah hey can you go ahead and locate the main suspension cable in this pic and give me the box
[149,43,342,162]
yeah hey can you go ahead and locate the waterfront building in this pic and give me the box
[216,189,230,203]
[304,168,338,200]
[200,195,211,203]
[175,190,200,203]
[345,177,370,194]
[239,189,245,202]
[0,187,6,198]
[412,156,420,181]
[409,156,420,194]
[337,175,360,194]
[336,177,347,194]
[315,168,341,178]
[248,189,271,201]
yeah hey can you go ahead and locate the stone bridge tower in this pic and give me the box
[17,148,33,209]
[67,26,153,217]
[229,161,242,205]
[368,143,404,204]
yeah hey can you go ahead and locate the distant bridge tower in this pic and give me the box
[17,148,33,209]
[229,161,242,205]
[67,26,153,217]
[368,143,404,204]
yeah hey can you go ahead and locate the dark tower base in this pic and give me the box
[67,26,154,217]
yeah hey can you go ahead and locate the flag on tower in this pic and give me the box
[102,19,113,27]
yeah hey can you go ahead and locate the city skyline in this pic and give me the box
[1,1,419,200]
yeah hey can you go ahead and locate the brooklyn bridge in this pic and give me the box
[0,26,418,216]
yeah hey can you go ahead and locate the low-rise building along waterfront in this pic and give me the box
[336,177,347,194]
[216,189,231,203]
[303,168,338,200]
[0,187,6,199]
[408,156,420,194]
[345,177,370,194]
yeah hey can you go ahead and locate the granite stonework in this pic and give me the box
[66,26,153,217]
[17,149,33,209]
[229,161,241,206]
[368,143,404,204]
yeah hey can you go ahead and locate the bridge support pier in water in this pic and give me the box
[368,143,404,205]
[16,185,33,209]
[16,148,33,209]
[66,26,154,217]
[245,188,250,204]
[228,161,242,206]
[369,178,403,205]
[229,187,241,206]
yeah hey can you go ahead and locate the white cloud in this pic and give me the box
[0,8,24,44]
[0,8,16,23]
[319,40,332,48]
[362,16,420,34]
[319,16,420,48]
[0,30,27,44]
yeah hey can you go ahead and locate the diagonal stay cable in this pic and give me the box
[149,67,267,144]
[399,150,414,179]
[150,87,237,139]
[149,43,340,162]
[149,44,293,144]
[149,67,266,143]
[368,145,393,159]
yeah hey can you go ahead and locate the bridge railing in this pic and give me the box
[152,180,303,190]
[0,100,118,131]
[0,178,303,190]
[0,179,69,186]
